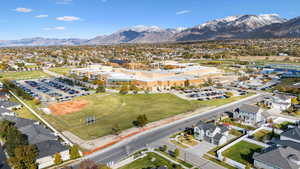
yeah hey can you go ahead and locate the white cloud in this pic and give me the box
[176,10,191,15]
[56,16,80,21]
[44,26,66,31]
[15,7,33,13]
[36,14,49,18]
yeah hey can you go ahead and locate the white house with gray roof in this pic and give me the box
[194,121,229,145]
[234,104,262,125]
[263,94,291,111]
[280,127,300,144]
[0,101,22,110]
[253,146,300,169]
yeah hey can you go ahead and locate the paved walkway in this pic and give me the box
[63,106,212,151]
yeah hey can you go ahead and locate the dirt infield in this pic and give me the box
[49,100,88,116]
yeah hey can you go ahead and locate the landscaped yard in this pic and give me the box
[222,141,263,166]
[119,152,174,169]
[253,129,271,141]
[20,92,253,140]
[0,71,50,80]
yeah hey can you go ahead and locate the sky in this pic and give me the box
[1,0,300,40]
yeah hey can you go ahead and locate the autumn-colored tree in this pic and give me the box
[292,97,299,105]
[9,145,38,169]
[69,145,81,159]
[54,153,63,165]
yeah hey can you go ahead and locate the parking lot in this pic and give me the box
[15,77,91,102]
[176,87,247,101]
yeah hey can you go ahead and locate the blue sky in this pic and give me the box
[1,0,300,40]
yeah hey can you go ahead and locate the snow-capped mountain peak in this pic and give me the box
[118,25,165,33]
[196,14,286,30]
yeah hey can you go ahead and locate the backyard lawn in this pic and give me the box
[253,129,271,141]
[119,152,174,169]
[222,141,263,166]
[21,92,253,140]
[0,71,50,80]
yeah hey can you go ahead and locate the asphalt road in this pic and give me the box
[71,93,268,168]
[0,146,10,169]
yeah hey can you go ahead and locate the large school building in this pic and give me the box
[70,64,223,91]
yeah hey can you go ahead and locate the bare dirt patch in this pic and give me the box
[49,100,88,116]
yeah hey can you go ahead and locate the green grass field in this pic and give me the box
[0,70,50,80]
[23,92,252,140]
[49,67,71,75]
[222,141,262,166]
[119,152,174,169]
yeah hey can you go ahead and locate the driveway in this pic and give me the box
[186,141,216,157]
[0,146,10,169]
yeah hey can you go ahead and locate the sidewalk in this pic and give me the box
[63,106,212,151]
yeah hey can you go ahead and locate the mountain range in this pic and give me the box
[1,14,300,47]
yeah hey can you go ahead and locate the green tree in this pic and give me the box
[225,92,233,98]
[160,145,167,152]
[111,124,121,135]
[134,114,148,127]
[96,85,106,93]
[119,85,129,95]
[82,76,89,82]
[5,127,28,157]
[9,145,38,169]
[0,120,15,140]
[69,145,80,159]
[174,148,180,158]
[292,97,299,105]
[54,153,63,165]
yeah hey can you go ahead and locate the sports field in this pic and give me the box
[41,93,251,140]
[0,70,50,80]
[49,67,71,75]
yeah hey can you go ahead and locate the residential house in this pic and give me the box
[194,121,229,145]
[0,101,22,110]
[253,146,300,169]
[234,104,262,125]
[280,127,300,144]
[0,108,15,116]
[253,126,300,169]
[264,94,292,111]
[0,91,9,101]
[1,116,70,169]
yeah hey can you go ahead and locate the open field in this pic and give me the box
[22,92,252,140]
[49,67,71,75]
[0,71,50,80]
[119,152,174,169]
[222,141,262,166]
